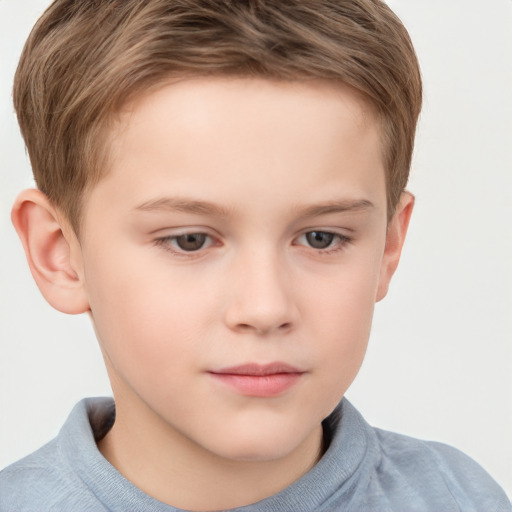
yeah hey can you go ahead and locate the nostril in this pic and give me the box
[234,321,292,334]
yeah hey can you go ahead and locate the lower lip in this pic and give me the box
[209,372,303,397]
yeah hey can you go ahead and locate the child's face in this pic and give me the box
[77,78,397,462]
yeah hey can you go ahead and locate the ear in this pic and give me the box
[376,191,414,302]
[11,189,90,314]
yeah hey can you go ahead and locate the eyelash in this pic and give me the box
[294,231,352,254]
[154,230,352,257]
[154,232,216,256]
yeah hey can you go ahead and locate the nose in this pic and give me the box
[223,248,298,336]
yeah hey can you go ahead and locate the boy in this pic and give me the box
[0,0,510,511]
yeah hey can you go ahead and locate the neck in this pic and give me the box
[98,397,324,511]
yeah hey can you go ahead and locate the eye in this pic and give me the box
[156,232,213,253]
[305,231,335,249]
[295,230,351,252]
[174,233,208,251]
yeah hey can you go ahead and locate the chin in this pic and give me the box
[215,440,297,463]
[204,423,320,464]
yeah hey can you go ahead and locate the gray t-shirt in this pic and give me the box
[0,397,510,511]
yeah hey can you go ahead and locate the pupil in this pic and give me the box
[306,231,334,249]
[176,233,206,251]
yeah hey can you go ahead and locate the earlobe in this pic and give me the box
[376,191,414,302]
[11,189,90,314]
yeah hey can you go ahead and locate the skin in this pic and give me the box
[12,78,413,511]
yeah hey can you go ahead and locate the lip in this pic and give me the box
[208,362,305,397]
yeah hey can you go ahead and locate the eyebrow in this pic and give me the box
[135,197,232,217]
[134,197,374,217]
[295,199,375,218]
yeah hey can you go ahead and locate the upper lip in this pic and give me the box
[210,362,304,376]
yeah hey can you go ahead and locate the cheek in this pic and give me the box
[304,256,381,394]
[315,288,374,372]
[84,251,214,385]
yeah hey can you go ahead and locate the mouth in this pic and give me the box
[208,362,305,397]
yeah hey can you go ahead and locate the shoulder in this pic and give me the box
[0,440,107,512]
[373,427,511,512]
[0,399,114,512]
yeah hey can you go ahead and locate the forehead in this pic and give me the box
[85,77,385,224]
[119,76,377,139]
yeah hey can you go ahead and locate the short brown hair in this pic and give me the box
[13,0,422,233]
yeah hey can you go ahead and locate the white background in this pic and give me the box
[1,0,511,499]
